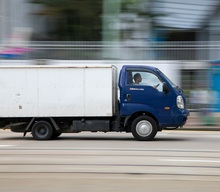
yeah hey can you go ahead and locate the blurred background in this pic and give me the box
[0,0,220,126]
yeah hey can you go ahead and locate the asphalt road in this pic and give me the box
[0,129,220,192]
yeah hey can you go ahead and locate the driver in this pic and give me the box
[133,73,142,85]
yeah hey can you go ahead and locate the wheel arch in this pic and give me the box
[23,117,60,136]
[125,111,160,132]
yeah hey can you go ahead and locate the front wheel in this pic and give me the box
[131,116,158,141]
[32,121,54,140]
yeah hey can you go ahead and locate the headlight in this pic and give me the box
[177,95,184,109]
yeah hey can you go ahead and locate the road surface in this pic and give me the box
[0,129,220,192]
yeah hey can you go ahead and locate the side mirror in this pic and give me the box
[163,82,169,93]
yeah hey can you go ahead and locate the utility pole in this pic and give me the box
[102,0,121,59]
[0,0,11,44]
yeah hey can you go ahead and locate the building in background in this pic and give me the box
[0,0,49,43]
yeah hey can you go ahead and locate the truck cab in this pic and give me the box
[119,65,189,140]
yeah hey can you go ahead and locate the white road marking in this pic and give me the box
[0,145,15,147]
[161,159,220,163]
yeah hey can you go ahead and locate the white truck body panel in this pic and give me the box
[0,65,117,117]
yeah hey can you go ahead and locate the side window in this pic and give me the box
[129,71,163,92]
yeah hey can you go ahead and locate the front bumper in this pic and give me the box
[174,109,190,126]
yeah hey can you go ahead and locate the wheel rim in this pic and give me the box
[136,120,152,137]
[36,126,48,138]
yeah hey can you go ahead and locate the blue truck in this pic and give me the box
[0,64,189,141]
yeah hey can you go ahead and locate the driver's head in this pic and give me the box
[134,73,142,84]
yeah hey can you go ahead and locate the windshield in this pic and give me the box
[157,69,177,87]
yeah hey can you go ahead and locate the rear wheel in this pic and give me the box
[32,121,54,140]
[131,116,158,141]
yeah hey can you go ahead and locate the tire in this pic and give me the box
[32,121,54,140]
[131,116,158,141]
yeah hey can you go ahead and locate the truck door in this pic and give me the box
[121,69,175,123]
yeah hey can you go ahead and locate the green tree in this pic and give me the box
[29,0,102,41]
[29,0,161,41]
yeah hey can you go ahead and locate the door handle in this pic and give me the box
[126,94,131,101]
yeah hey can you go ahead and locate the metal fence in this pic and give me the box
[1,41,220,61]
[1,40,220,125]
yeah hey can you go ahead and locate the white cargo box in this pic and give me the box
[0,64,117,117]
